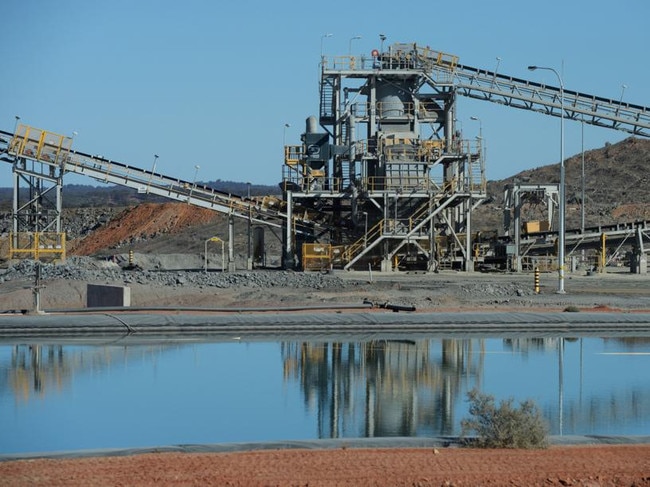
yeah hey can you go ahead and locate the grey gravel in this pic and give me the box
[3,256,347,291]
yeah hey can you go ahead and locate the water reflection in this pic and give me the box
[8,345,67,401]
[281,339,486,438]
[3,343,172,403]
[1,334,650,454]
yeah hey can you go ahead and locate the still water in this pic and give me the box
[1,334,650,454]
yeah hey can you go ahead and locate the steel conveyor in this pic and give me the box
[452,63,650,137]
[0,128,289,229]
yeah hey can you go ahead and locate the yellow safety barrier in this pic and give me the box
[9,124,72,165]
[9,232,66,261]
[302,243,333,271]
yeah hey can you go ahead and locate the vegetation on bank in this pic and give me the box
[460,389,549,449]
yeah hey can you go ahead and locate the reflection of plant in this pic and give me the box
[460,389,549,449]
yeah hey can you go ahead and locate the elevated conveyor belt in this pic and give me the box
[0,128,316,232]
[451,63,650,137]
[397,44,650,136]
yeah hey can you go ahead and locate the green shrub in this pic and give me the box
[460,389,549,449]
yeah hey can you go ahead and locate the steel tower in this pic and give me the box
[283,43,486,271]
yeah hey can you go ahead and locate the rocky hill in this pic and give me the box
[475,137,650,235]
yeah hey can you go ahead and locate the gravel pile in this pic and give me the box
[0,257,347,290]
[459,281,534,298]
[0,208,121,239]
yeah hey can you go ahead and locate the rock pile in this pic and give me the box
[0,257,347,291]
[0,208,122,239]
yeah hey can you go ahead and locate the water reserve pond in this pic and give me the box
[1,332,649,454]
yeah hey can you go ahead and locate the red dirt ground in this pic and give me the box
[1,445,649,486]
[69,202,220,255]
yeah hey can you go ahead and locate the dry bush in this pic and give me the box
[460,389,549,449]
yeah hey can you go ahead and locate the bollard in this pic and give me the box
[534,266,540,294]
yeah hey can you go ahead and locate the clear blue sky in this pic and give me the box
[1,0,648,188]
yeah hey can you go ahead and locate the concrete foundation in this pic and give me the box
[87,284,131,308]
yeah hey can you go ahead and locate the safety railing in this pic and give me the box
[9,125,73,166]
[9,232,66,261]
[322,43,458,81]
[341,194,442,265]
[341,220,385,263]
[284,145,303,166]
[382,140,445,163]
[350,101,442,120]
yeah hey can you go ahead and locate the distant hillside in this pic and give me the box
[476,136,650,234]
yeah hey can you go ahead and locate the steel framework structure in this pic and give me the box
[282,43,486,271]
[2,41,650,270]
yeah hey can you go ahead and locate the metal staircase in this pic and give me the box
[342,192,461,270]
[319,75,336,124]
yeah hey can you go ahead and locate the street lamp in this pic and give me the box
[470,116,483,157]
[320,33,333,58]
[247,181,252,269]
[619,83,627,104]
[147,154,159,194]
[362,211,368,248]
[13,115,20,134]
[379,34,387,53]
[490,56,502,87]
[470,116,482,140]
[581,119,585,234]
[189,164,200,203]
[528,64,565,293]
[283,123,290,147]
[349,35,361,55]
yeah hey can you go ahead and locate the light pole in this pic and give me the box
[189,164,200,202]
[492,57,501,86]
[379,34,387,53]
[619,83,627,104]
[320,33,333,59]
[616,84,627,115]
[581,119,585,234]
[247,181,252,269]
[528,65,565,293]
[147,154,159,194]
[13,115,20,134]
[283,123,290,147]
[362,211,368,248]
[470,116,482,140]
[349,35,361,55]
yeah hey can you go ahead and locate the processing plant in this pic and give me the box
[1,41,649,272]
